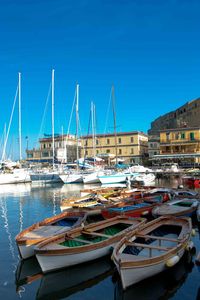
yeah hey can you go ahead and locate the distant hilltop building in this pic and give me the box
[148,97,200,135]
[148,97,200,165]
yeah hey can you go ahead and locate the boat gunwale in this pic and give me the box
[34,217,147,255]
[15,211,86,245]
[112,216,192,269]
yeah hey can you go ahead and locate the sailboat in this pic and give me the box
[83,102,105,184]
[0,73,31,184]
[30,70,62,184]
[59,84,83,184]
[98,86,130,185]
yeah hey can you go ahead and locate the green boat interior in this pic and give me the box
[60,223,132,247]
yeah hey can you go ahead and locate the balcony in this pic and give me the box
[160,138,200,145]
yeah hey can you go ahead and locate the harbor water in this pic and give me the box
[0,177,200,300]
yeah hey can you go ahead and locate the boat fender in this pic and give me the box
[186,241,195,251]
[166,255,180,267]
[141,211,149,216]
[191,229,196,236]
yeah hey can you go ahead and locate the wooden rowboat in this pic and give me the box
[15,210,105,259]
[152,198,200,218]
[35,216,146,273]
[112,216,193,290]
[101,201,158,219]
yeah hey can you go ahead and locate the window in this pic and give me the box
[85,140,88,146]
[130,148,134,154]
[43,144,46,149]
[42,152,49,157]
[118,149,122,155]
[49,143,51,148]
[190,132,195,140]
[175,133,179,140]
[166,132,170,141]
[85,150,88,155]
[118,138,121,144]
[181,133,185,139]
[96,150,99,154]
[130,137,134,143]
[107,139,110,145]
[106,149,110,153]
[96,139,99,145]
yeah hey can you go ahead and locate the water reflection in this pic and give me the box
[0,183,31,197]
[15,257,114,299]
[15,251,196,300]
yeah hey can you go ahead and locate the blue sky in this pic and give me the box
[0,0,200,159]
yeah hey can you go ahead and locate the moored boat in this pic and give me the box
[152,198,200,218]
[112,216,193,289]
[101,201,157,219]
[35,216,146,273]
[15,210,105,259]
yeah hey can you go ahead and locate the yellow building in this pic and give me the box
[156,127,200,164]
[81,131,148,164]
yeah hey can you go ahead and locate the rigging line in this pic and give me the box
[0,124,6,159]
[66,87,77,136]
[1,85,19,162]
[34,81,52,148]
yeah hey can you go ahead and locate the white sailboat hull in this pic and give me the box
[59,173,83,184]
[99,174,127,184]
[83,171,104,184]
[0,170,31,185]
[30,173,61,184]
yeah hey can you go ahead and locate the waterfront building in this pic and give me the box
[81,131,148,164]
[26,134,81,164]
[152,127,200,165]
[148,135,160,158]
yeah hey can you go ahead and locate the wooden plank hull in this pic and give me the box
[152,199,199,218]
[112,216,192,290]
[36,243,114,273]
[15,211,86,259]
[35,216,146,273]
[118,247,186,289]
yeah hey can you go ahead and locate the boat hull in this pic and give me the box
[98,174,127,184]
[36,243,114,273]
[119,248,185,289]
[30,173,61,184]
[59,174,83,184]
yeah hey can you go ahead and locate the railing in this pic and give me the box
[160,138,200,143]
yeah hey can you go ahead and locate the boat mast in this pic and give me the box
[91,101,96,163]
[112,85,118,164]
[52,69,55,170]
[76,84,79,170]
[18,72,22,161]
